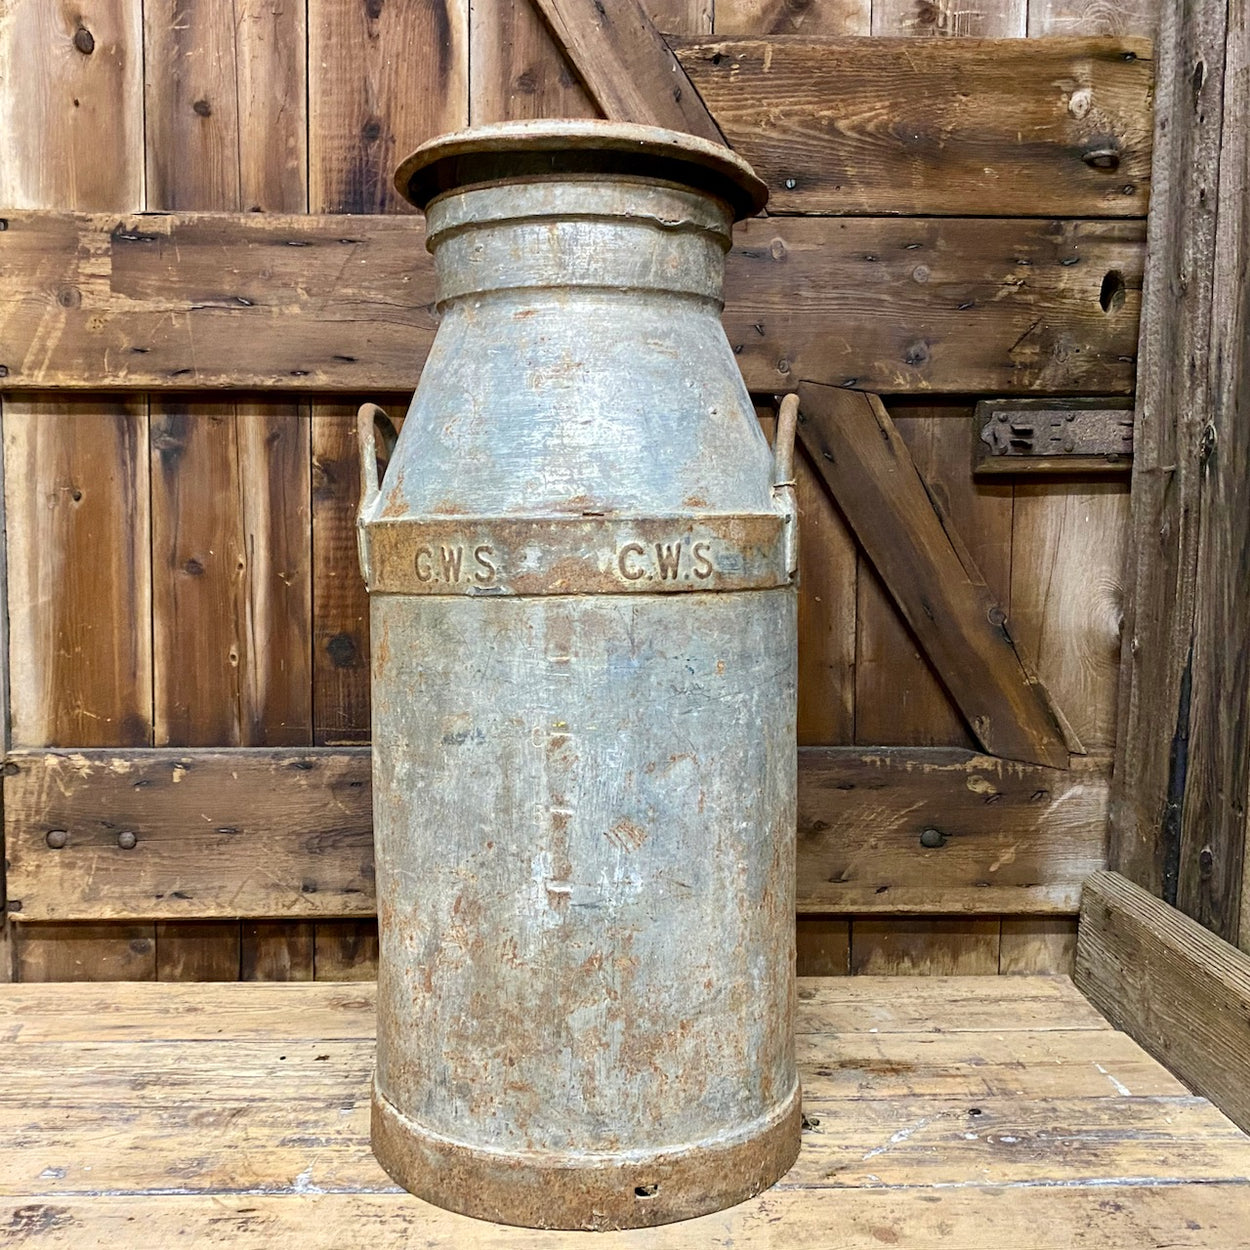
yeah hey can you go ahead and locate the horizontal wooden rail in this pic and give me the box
[3,747,1106,922]
[0,211,1143,396]
[674,36,1154,218]
[1076,872,1250,1135]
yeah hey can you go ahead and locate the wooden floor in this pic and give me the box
[1,976,1248,1247]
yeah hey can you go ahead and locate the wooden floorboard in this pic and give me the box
[0,976,1247,1247]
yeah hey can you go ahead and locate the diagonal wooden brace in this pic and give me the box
[791,383,1074,770]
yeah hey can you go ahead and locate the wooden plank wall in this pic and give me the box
[779,0,1155,977]
[0,0,1157,981]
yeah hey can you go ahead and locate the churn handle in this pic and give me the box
[356,403,397,586]
[772,394,800,579]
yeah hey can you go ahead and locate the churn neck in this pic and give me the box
[394,120,769,222]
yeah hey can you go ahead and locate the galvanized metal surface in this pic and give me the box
[359,120,798,1230]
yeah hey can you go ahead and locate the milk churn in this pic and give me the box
[357,120,800,1230]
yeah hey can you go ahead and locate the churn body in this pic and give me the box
[357,121,800,1230]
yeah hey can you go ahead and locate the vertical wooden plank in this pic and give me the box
[242,923,316,982]
[145,0,307,213]
[1000,917,1078,975]
[148,405,312,979]
[3,403,158,980]
[144,0,312,981]
[1028,0,1158,39]
[1180,0,1250,946]
[12,926,156,983]
[0,397,9,983]
[759,404,855,747]
[0,0,144,211]
[871,0,1025,35]
[714,0,869,34]
[471,0,596,122]
[314,920,380,981]
[309,0,469,215]
[850,918,1002,974]
[795,443,857,746]
[0,0,152,983]
[796,919,850,976]
[4,404,152,751]
[310,0,468,978]
[643,0,713,32]
[311,408,373,747]
[854,410,1012,749]
[147,923,241,981]
[1109,0,1231,901]
[150,407,312,749]
[1010,484,1129,752]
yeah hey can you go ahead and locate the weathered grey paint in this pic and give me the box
[358,121,799,1230]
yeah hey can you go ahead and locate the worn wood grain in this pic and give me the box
[850,918,1002,973]
[314,922,379,981]
[1000,916,1079,974]
[795,918,850,975]
[1011,482,1129,751]
[1178,0,1250,946]
[788,424,857,745]
[470,0,595,122]
[0,0,153,984]
[144,0,307,213]
[0,974,1101,1040]
[1077,870,1250,1134]
[0,211,1145,396]
[4,750,373,922]
[874,0,1026,35]
[2,404,152,750]
[1109,0,1229,899]
[308,0,468,214]
[144,6,314,983]
[0,1029,1188,1102]
[147,923,240,982]
[3,1088,1243,1195]
[531,0,723,140]
[149,407,312,749]
[307,403,381,970]
[1029,0,1158,39]
[796,385,1069,767]
[854,406,1012,749]
[0,0,144,212]
[8,1185,1250,1249]
[673,36,1153,216]
[307,0,467,982]
[3,746,1107,920]
[713,0,869,35]
[310,408,378,748]
[10,925,155,983]
[799,750,1107,914]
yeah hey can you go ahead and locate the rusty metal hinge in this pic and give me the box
[973,398,1134,476]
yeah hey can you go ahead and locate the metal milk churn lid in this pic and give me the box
[357,119,801,1230]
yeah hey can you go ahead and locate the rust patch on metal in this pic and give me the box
[371,1082,802,1231]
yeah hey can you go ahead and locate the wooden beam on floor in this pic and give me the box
[1076,870,1250,1135]
[2,746,1107,921]
[0,211,1143,397]
[793,383,1071,769]
[530,0,723,141]
[673,35,1153,217]
[1110,0,1250,950]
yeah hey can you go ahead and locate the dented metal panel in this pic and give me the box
[358,120,798,1230]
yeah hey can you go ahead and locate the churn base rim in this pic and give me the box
[370,1079,802,1231]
